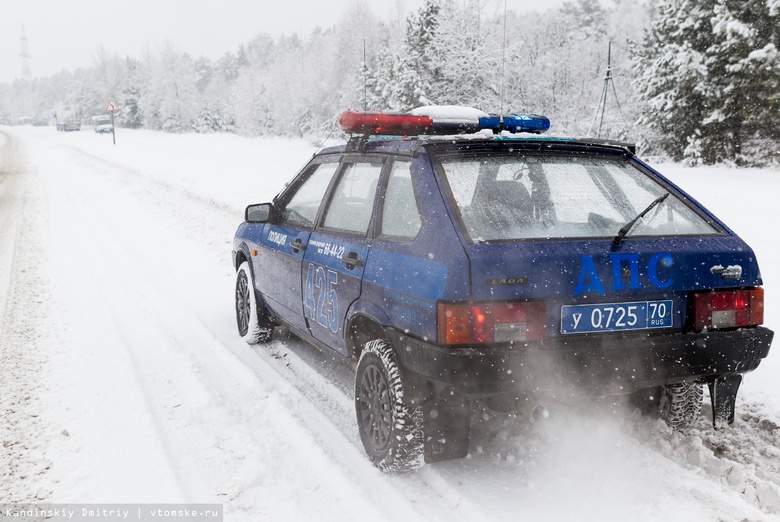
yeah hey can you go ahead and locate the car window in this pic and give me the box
[322,161,383,235]
[438,154,720,242]
[279,163,339,228]
[380,160,422,240]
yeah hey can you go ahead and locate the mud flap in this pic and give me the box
[708,374,742,430]
[423,401,471,463]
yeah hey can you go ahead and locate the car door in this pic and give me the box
[302,158,385,355]
[253,160,340,332]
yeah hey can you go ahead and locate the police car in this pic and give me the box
[232,106,774,471]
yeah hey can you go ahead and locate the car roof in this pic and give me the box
[319,135,636,158]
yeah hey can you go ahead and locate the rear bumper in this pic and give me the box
[390,326,773,399]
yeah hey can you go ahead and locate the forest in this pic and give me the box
[1,0,778,165]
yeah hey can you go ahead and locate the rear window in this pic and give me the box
[436,154,721,242]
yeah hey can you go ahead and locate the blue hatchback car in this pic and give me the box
[233,107,773,471]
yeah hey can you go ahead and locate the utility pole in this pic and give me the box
[20,26,32,83]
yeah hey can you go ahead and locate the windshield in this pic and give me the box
[436,153,721,243]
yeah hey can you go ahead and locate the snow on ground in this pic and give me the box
[1,125,779,521]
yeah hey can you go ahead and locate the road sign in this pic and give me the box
[104,98,120,145]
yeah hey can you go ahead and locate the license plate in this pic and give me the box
[560,300,673,334]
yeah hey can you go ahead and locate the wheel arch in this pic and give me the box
[233,244,251,271]
[234,251,249,272]
[346,311,391,369]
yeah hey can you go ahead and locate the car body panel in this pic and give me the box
[462,236,761,334]
[304,230,371,355]
[252,223,311,332]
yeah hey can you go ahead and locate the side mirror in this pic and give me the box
[245,203,272,223]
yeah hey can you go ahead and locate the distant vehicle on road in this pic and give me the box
[55,104,81,131]
[93,114,112,134]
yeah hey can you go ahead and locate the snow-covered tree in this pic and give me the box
[711,0,780,162]
[0,84,10,124]
[405,0,442,105]
[561,0,609,40]
[0,0,656,146]
[140,43,199,132]
[634,0,780,164]
[115,57,145,128]
[364,49,424,111]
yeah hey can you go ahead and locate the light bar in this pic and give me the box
[338,106,550,136]
[409,105,486,134]
[338,110,432,135]
[479,114,551,134]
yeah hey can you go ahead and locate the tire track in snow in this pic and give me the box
[0,130,55,502]
[0,131,26,317]
[54,137,492,521]
[34,140,480,520]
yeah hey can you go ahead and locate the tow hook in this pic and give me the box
[708,374,743,430]
[516,397,549,424]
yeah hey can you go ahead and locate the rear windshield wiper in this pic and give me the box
[612,192,670,246]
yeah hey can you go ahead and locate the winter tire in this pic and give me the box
[355,339,424,472]
[235,261,274,344]
[659,381,703,430]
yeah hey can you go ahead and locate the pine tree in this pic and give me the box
[716,0,780,161]
[633,0,715,162]
[0,85,9,124]
[364,47,425,111]
[634,0,780,164]
[405,0,442,105]
[116,57,144,128]
[561,0,609,40]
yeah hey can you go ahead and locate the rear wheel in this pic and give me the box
[659,382,703,430]
[235,261,274,344]
[355,339,424,472]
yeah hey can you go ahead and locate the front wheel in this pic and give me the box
[235,261,274,344]
[659,381,703,430]
[355,340,424,472]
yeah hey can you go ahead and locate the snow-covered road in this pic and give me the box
[2,126,779,521]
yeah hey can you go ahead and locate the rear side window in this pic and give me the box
[438,154,721,242]
[322,162,383,235]
[380,161,422,240]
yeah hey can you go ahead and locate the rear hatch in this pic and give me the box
[431,141,764,341]
[464,236,761,338]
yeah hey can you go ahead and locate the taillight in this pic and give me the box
[692,287,764,330]
[437,301,547,345]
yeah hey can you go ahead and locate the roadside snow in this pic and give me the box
[1,126,779,521]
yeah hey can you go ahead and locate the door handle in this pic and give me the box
[290,238,306,252]
[342,252,364,269]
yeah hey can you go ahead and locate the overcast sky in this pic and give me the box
[0,0,570,84]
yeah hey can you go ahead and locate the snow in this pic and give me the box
[1,126,779,521]
[410,105,489,121]
[748,43,779,62]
